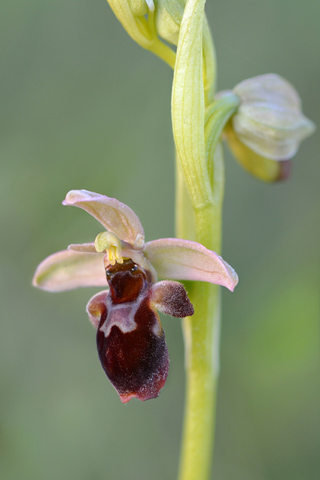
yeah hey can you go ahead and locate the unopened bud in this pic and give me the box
[155,0,186,45]
[231,74,315,161]
[129,0,154,16]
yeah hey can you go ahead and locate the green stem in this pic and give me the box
[179,283,221,480]
[176,148,223,480]
[173,2,224,478]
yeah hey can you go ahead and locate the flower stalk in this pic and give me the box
[176,140,223,480]
[179,282,221,480]
[33,1,315,479]
[172,1,227,478]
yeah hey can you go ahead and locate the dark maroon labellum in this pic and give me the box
[96,259,169,403]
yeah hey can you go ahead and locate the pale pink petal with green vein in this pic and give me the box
[32,249,106,292]
[63,190,145,249]
[68,243,97,253]
[144,238,238,291]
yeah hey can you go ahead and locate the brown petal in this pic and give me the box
[150,281,194,318]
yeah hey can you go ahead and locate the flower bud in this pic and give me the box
[155,0,186,45]
[107,0,176,68]
[231,74,315,161]
[107,0,154,50]
[129,0,152,16]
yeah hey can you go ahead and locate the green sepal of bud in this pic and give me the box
[129,0,149,17]
[155,0,186,46]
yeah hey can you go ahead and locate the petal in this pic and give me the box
[150,281,194,318]
[63,190,145,249]
[33,249,106,292]
[68,243,97,253]
[86,290,108,329]
[144,238,238,291]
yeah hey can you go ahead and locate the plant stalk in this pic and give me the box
[176,151,223,480]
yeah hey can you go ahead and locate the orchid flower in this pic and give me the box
[33,190,238,403]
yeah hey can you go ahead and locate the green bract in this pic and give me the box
[172,0,239,209]
[171,0,209,209]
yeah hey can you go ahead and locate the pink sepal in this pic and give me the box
[68,243,97,253]
[144,238,238,291]
[32,249,107,292]
[63,190,145,249]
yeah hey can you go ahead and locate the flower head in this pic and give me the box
[33,190,238,402]
[220,74,315,182]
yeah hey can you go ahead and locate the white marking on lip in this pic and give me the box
[99,299,140,337]
[99,291,162,338]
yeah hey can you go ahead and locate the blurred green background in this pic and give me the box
[1,1,319,479]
